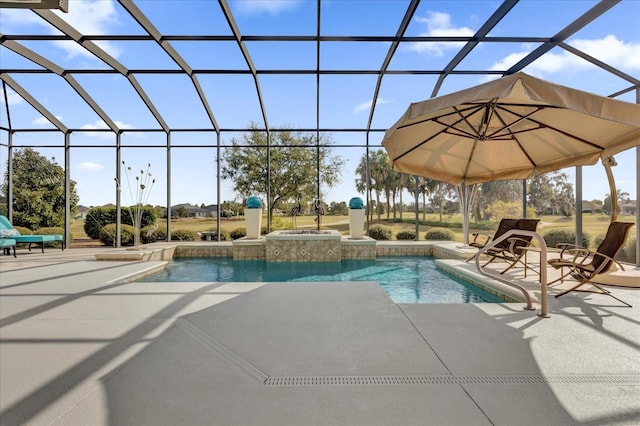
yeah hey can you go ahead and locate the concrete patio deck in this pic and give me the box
[1,245,639,425]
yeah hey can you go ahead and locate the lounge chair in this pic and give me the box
[0,215,64,253]
[468,218,541,276]
[548,221,634,307]
[0,238,17,257]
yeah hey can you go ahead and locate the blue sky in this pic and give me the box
[1,0,639,208]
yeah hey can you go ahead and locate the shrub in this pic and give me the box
[84,206,157,240]
[141,224,167,244]
[171,229,197,241]
[229,227,247,240]
[543,229,590,249]
[424,228,454,240]
[14,226,33,235]
[368,225,392,240]
[200,228,230,241]
[99,223,136,246]
[269,218,293,231]
[395,230,416,240]
[619,235,637,264]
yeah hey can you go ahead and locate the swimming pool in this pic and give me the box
[139,256,505,304]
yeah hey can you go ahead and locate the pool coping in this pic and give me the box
[96,240,529,304]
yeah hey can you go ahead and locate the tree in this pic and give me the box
[328,201,348,215]
[355,150,392,221]
[475,181,522,221]
[418,177,438,221]
[354,155,373,221]
[603,189,630,215]
[1,148,79,229]
[528,171,574,216]
[394,172,413,220]
[220,123,344,224]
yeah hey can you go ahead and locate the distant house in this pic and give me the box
[621,201,637,216]
[581,200,601,213]
[204,204,219,216]
[163,203,218,218]
[75,205,90,220]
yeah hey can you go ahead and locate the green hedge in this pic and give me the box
[424,228,454,240]
[543,229,590,249]
[382,218,496,231]
[14,226,32,235]
[141,225,167,244]
[368,225,392,240]
[84,206,157,240]
[229,228,247,240]
[619,235,637,264]
[170,229,197,241]
[395,230,416,240]
[99,223,136,246]
[200,227,230,241]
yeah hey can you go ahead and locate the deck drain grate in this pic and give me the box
[265,375,640,387]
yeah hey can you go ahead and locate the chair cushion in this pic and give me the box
[13,235,62,243]
[0,238,17,247]
[0,229,20,238]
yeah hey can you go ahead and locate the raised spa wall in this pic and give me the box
[170,236,467,261]
[233,230,377,262]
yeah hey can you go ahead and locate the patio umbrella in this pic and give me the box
[382,72,640,240]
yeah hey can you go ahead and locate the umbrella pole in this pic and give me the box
[603,157,618,222]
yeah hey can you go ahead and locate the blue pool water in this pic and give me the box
[139,257,504,304]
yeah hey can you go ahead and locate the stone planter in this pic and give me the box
[348,197,365,239]
[245,196,263,239]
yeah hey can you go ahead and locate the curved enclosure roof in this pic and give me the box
[2,0,639,136]
[1,0,639,212]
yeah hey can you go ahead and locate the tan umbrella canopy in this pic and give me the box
[382,72,640,186]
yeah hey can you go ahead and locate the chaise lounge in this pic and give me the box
[548,221,634,307]
[0,215,64,254]
[467,218,541,276]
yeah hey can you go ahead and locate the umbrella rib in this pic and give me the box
[491,107,539,168]
[486,105,541,139]
[494,104,606,150]
[396,104,481,131]
[454,104,484,139]
[391,104,484,162]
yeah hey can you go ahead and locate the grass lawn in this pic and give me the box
[70,211,635,249]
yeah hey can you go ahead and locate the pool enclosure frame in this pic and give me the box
[1,0,639,265]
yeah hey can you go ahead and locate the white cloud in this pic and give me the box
[32,115,63,126]
[232,0,302,15]
[354,98,390,114]
[407,11,475,57]
[81,119,135,139]
[0,8,44,28]
[0,1,122,60]
[571,35,640,70]
[52,0,122,59]
[0,89,24,106]
[489,35,640,76]
[76,162,104,172]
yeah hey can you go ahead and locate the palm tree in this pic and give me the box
[368,150,389,221]
[355,155,373,222]
[418,177,438,221]
[396,173,414,220]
